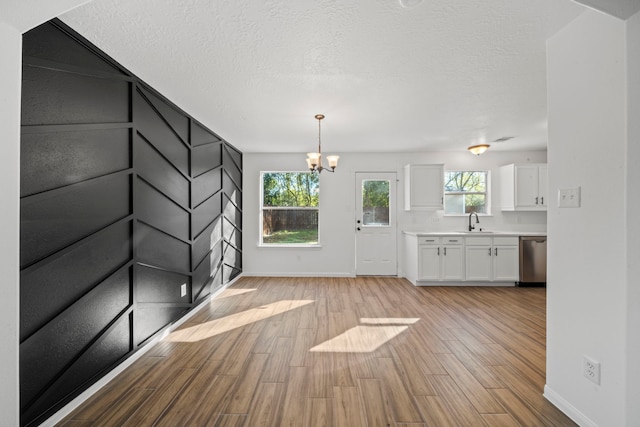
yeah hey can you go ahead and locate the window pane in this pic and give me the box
[444,171,486,192]
[262,209,318,244]
[362,180,390,226]
[444,194,486,214]
[263,172,319,207]
[444,171,488,214]
[444,194,465,214]
[465,194,486,213]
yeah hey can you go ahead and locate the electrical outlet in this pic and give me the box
[583,355,601,385]
[180,283,187,298]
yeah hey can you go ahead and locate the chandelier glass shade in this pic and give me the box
[306,114,338,173]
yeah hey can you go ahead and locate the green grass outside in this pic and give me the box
[263,229,318,244]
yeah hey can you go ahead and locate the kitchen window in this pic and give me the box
[444,170,489,215]
[260,172,319,245]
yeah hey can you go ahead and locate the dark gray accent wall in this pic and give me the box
[19,20,242,426]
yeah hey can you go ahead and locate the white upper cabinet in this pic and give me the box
[500,163,548,211]
[404,164,444,210]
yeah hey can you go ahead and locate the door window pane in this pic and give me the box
[362,180,390,226]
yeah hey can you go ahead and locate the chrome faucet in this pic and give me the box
[468,212,479,231]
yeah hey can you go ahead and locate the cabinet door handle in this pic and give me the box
[541,196,544,205]
[535,196,539,205]
[488,248,492,256]
[495,248,498,256]
[437,247,440,256]
[444,247,447,256]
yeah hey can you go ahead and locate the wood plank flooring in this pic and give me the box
[58,277,576,426]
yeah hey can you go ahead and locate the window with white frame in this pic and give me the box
[261,172,319,245]
[444,170,489,214]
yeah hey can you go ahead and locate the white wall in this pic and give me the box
[547,9,628,426]
[625,10,640,427]
[0,17,23,427]
[243,150,547,276]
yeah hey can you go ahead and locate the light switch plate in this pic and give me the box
[558,187,581,208]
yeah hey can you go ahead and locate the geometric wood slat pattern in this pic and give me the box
[20,19,242,426]
[57,277,576,427]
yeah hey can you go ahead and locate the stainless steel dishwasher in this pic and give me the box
[519,236,547,285]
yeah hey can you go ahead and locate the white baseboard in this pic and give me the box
[40,275,242,427]
[544,384,598,427]
[241,271,354,278]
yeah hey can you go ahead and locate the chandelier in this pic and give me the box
[306,114,339,173]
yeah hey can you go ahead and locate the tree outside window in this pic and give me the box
[261,172,319,244]
[444,171,488,214]
[361,180,390,226]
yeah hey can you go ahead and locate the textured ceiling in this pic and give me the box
[573,0,640,19]
[60,0,585,153]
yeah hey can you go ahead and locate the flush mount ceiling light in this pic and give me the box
[306,114,339,173]
[468,144,490,155]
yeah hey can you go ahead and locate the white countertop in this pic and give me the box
[403,230,547,237]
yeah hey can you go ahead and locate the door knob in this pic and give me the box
[357,220,361,224]
[357,227,361,231]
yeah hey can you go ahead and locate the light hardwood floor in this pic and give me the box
[58,277,576,426]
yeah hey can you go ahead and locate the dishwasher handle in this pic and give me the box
[520,236,546,243]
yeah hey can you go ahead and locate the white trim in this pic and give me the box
[412,281,516,287]
[241,272,354,278]
[40,275,244,427]
[257,244,323,249]
[543,385,599,427]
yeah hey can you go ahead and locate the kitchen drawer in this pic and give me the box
[465,237,492,246]
[418,237,440,245]
[493,237,519,246]
[442,237,463,245]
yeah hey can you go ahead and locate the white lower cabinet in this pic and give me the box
[465,236,519,282]
[417,236,464,281]
[442,244,464,280]
[465,241,492,281]
[492,243,519,281]
[404,233,522,285]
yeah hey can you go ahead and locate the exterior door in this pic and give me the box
[355,172,397,275]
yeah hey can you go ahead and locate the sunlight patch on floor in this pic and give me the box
[215,288,257,299]
[310,318,420,353]
[166,299,314,342]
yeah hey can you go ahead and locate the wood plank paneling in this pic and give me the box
[20,220,132,341]
[21,66,130,126]
[20,173,131,268]
[20,19,242,426]
[21,128,130,197]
